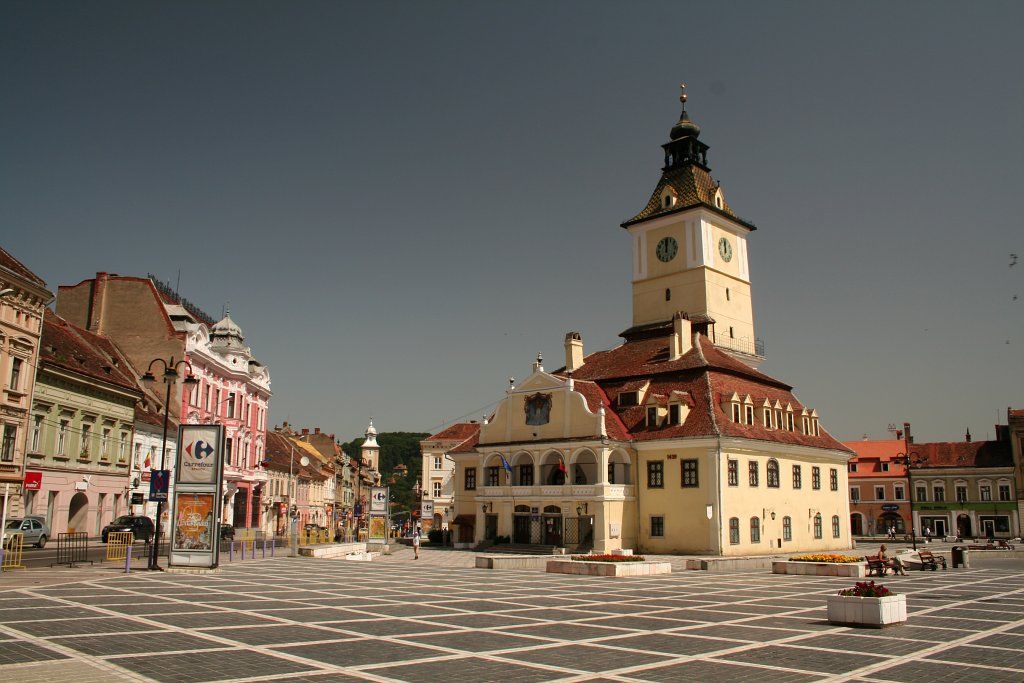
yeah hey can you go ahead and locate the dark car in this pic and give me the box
[219,524,235,541]
[102,515,155,543]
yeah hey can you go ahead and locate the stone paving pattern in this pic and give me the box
[1,546,1022,682]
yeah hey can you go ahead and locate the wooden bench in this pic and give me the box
[865,554,888,576]
[918,549,946,570]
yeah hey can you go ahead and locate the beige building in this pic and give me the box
[419,422,480,532]
[0,247,53,519]
[448,87,853,556]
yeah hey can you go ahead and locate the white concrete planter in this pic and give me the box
[547,559,672,577]
[827,593,907,628]
[772,561,866,577]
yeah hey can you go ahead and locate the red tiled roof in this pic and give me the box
[134,404,177,430]
[449,429,481,454]
[264,431,328,480]
[1010,409,1024,419]
[40,310,143,395]
[0,246,48,289]
[844,438,1013,470]
[427,422,482,442]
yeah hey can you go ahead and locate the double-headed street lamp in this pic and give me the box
[893,422,928,551]
[140,357,198,570]
[288,434,310,557]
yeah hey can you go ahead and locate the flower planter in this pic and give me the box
[827,593,906,628]
[772,561,866,577]
[546,559,672,577]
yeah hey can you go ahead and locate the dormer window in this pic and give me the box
[618,391,639,407]
[731,402,741,423]
[661,189,678,209]
[744,405,754,425]
[646,406,658,428]
[763,407,772,429]
[713,188,724,209]
[669,403,680,425]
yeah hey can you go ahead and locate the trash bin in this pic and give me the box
[951,546,970,569]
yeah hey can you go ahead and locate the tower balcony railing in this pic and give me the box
[713,333,765,359]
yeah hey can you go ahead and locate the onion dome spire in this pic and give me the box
[669,82,701,140]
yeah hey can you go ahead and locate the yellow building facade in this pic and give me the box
[448,86,853,556]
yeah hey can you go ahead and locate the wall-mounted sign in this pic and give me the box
[369,487,388,513]
[881,504,900,512]
[170,424,225,568]
[23,471,42,491]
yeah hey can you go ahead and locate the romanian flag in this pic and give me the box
[144,452,152,469]
[557,454,567,474]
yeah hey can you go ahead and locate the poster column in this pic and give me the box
[369,486,389,542]
[169,425,226,568]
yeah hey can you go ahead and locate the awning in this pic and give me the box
[451,515,475,526]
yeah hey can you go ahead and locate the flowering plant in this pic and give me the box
[838,581,892,598]
[571,554,646,562]
[789,554,862,564]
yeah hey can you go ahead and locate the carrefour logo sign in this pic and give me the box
[186,440,215,460]
[177,425,222,484]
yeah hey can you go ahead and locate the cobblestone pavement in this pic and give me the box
[1,547,1022,682]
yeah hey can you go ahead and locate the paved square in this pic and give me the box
[1,547,1022,682]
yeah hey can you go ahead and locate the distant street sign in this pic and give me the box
[149,470,170,502]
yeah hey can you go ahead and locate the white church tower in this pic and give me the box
[361,418,381,483]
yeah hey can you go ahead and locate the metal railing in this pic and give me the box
[105,532,134,562]
[714,333,765,358]
[51,532,93,568]
[1,533,25,571]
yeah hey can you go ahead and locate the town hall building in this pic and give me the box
[447,86,854,556]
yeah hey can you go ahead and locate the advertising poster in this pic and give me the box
[368,515,387,540]
[176,424,222,484]
[370,486,388,513]
[172,492,216,551]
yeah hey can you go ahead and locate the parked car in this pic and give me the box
[3,516,50,548]
[219,524,235,541]
[101,515,155,543]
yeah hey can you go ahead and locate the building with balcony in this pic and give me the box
[0,247,52,519]
[419,422,480,532]
[56,274,271,530]
[447,87,853,556]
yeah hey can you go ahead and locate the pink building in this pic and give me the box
[56,274,271,530]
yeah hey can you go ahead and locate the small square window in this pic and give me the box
[650,516,665,537]
[647,461,664,488]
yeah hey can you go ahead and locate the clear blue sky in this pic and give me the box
[3,2,1022,443]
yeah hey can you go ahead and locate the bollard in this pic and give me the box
[124,544,132,574]
[271,538,275,557]
[229,540,234,562]
[261,538,266,559]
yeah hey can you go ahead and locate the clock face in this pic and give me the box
[718,236,733,262]
[656,236,678,262]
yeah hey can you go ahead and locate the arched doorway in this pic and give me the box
[513,505,532,544]
[541,452,566,485]
[877,512,905,535]
[957,514,972,539]
[67,492,89,534]
[850,513,863,536]
[608,450,631,484]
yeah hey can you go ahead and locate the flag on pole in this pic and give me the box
[499,454,513,473]
[557,454,567,475]
[143,453,152,469]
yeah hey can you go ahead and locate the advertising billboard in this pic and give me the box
[369,487,388,513]
[169,424,225,568]
[368,515,388,541]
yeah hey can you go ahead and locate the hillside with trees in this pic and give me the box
[340,431,427,514]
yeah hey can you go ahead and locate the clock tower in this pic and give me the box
[622,85,762,365]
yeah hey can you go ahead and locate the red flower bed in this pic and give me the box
[838,580,892,597]
[571,554,646,563]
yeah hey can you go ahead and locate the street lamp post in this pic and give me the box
[140,357,198,571]
[288,435,310,557]
[895,422,926,552]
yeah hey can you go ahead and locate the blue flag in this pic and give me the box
[499,454,513,473]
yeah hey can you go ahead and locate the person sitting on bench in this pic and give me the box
[880,544,907,575]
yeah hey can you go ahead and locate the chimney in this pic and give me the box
[564,332,584,372]
[314,427,320,435]
[301,428,309,435]
[669,312,692,361]
[903,422,913,445]
[965,428,972,442]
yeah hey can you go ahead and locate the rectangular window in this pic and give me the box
[0,424,16,462]
[783,516,792,541]
[748,461,759,486]
[102,427,111,459]
[32,416,42,452]
[727,459,738,486]
[812,466,821,490]
[933,485,945,502]
[681,459,698,487]
[214,389,221,415]
[792,465,802,489]
[486,466,501,486]
[225,438,233,466]
[433,482,442,497]
[204,385,211,411]
[829,468,838,491]
[786,413,794,431]
[646,406,658,427]
[763,408,772,428]
[647,461,664,488]
[894,485,905,500]
[832,515,841,538]
[519,464,533,486]
[916,486,927,502]
[227,393,236,418]
[58,420,68,455]
[732,403,741,423]
[955,485,968,503]
[618,391,638,407]
[745,405,754,425]
[669,403,680,425]
[433,456,442,470]
[875,485,885,501]
[881,462,890,472]
[999,484,1011,501]
[9,357,22,390]
[980,485,992,502]
[464,467,476,490]
[848,462,857,472]
[850,487,860,501]
[814,514,823,539]
[118,434,127,462]
[650,516,665,537]
[750,517,760,543]
[729,517,740,544]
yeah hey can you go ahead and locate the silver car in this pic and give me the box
[3,516,50,548]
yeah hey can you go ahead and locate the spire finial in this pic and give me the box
[679,82,688,106]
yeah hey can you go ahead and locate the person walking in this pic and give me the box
[412,526,421,560]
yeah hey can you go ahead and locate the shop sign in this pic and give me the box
[881,504,900,512]
[22,471,42,491]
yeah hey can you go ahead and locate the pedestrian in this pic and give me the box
[879,544,906,575]
[412,526,421,560]
[924,525,932,543]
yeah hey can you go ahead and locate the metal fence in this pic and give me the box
[51,532,93,568]
[1,533,25,571]
[105,532,134,562]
